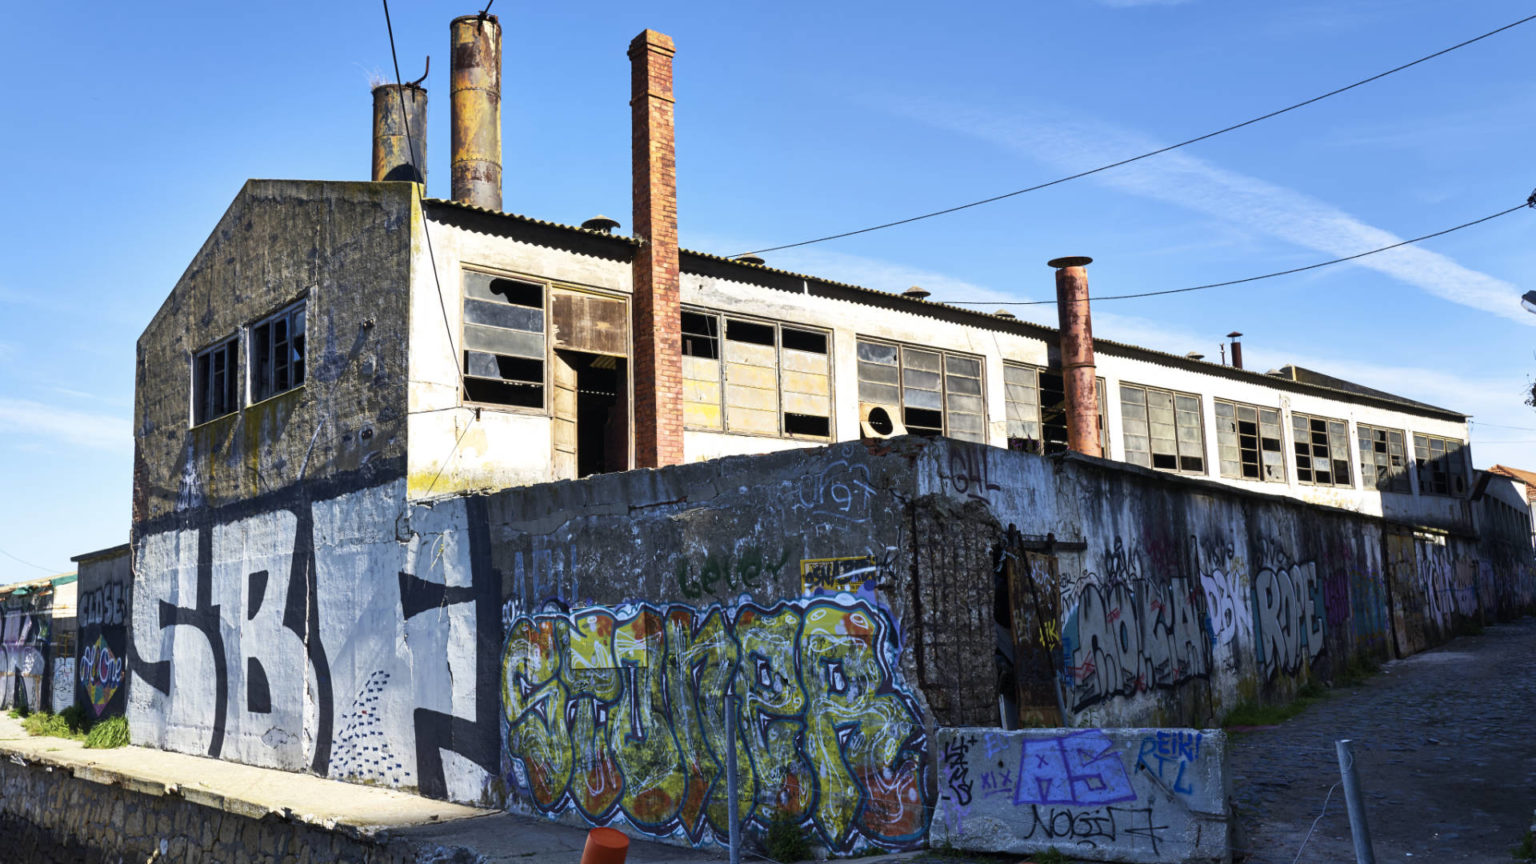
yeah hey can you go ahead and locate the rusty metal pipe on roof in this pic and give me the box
[1052,256,1103,458]
[371,82,427,186]
[450,13,502,210]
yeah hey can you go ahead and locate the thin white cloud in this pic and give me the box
[905,105,1533,326]
[0,399,130,452]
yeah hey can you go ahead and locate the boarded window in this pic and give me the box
[1120,383,1205,474]
[1293,413,1352,487]
[1008,364,1106,454]
[252,300,306,402]
[1215,399,1284,482]
[192,336,239,424]
[857,339,986,443]
[463,272,545,409]
[1358,424,1411,493]
[681,312,722,429]
[1413,432,1468,497]
[682,309,831,439]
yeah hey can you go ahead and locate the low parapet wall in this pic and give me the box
[931,726,1230,863]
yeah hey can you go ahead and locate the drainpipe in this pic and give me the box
[1052,256,1102,458]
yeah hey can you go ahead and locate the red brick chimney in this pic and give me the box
[629,29,683,468]
[1051,256,1103,458]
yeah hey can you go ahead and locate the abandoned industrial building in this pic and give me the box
[114,11,1534,863]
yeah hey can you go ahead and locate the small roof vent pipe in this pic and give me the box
[1227,331,1244,370]
[582,215,620,233]
[1186,352,1205,361]
[995,309,1016,319]
[735,254,766,266]
[903,285,931,300]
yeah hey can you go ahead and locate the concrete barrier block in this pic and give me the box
[931,726,1230,863]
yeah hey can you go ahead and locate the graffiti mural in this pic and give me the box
[76,575,130,718]
[933,726,1227,861]
[130,478,501,803]
[1062,576,1212,711]
[501,595,929,854]
[1253,562,1325,678]
[0,590,51,712]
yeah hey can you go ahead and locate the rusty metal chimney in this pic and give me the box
[1051,256,1102,458]
[1227,331,1244,370]
[450,13,502,209]
[371,82,427,186]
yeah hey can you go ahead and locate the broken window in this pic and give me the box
[681,309,832,439]
[192,336,239,425]
[1358,424,1411,493]
[1120,383,1205,474]
[856,339,985,443]
[462,272,546,409]
[251,300,306,402]
[1006,363,1106,454]
[1413,432,1468,497]
[1215,399,1285,482]
[1293,413,1352,487]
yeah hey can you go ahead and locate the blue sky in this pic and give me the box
[2,0,1534,582]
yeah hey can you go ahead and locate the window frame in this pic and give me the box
[191,334,240,426]
[1413,432,1469,497]
[1357,423,1411,494]
[1119,381,1207,475]
[1002,361,1106,454]
[682,306,834,441]
[1214,398,1286,483]
[249,299,308,405]
[1292,412,1353,488]
[856,337,986,443]
[459,269,549,414]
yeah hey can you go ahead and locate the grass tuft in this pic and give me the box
[762,809,813,862]
[1512,829,1536,860]
[21,711,84,740]
[84,716,130,749]
[1223,681,1328,728]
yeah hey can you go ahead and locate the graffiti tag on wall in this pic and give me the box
[501,595,929,853]
[0,591,51,712]
[1062,577,1212,711]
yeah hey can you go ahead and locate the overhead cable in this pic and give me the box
[946,202,1528,306]
[736,13,1536,257]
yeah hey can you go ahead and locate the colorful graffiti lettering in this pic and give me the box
[501,596,929,853]
[800,556,878,596]
[80,636,125,717]
[1015,730,1136,807]
[1,592,51,712]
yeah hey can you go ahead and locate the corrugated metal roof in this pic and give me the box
[420,200,1467,422]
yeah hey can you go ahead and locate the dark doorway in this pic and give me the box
[553,350,628,478]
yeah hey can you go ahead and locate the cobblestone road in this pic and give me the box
[1229,617,1536,862]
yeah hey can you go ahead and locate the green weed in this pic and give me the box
[84,716,129,749]
[21,711,84,740]
[1512,829,1536,860]
[763,809,812,862]
[1223,683,1328,728]
[1333,655,1381,688]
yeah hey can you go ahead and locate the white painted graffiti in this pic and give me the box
[1252,562,1324,678]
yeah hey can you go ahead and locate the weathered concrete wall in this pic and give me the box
[0,751,438,864]
[76,549,131,719]
[932,727,1229,863]
[485,442,929,855]
[134,179,414,525]
[129,474,502,806]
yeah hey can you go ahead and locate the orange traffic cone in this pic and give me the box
[580,827,630,864]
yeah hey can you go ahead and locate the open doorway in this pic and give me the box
[553,350,628,479]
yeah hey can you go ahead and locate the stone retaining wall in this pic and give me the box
[0,752,475,864]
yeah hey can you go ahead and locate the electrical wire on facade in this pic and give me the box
[736,13,1536,257]
[945,202,1528,306]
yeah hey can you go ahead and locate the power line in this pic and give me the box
[946,202,1528,306]
[381,0,466,384]
[737,13,1536,257]
[0,545,57,575]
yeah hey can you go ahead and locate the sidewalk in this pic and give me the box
[0,713,723,862]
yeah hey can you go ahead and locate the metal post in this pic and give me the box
[726,691,741,864]
[1336,739,1376,864]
